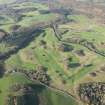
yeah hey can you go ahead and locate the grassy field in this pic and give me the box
[5,26,105,95]
[0,73,78,105]
[1,1,105,105]
[18,12,59,27]
[0,73,32,105]
[0,2,79,104]
[12,2,49,10]
[60,15,105,46]
[0,0,16,4]
[0,1,59,31]
[0,1,59,55]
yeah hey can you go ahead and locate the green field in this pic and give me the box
[5,26,105,93]
[0,1,105,105]
[0,0,16,4]
[0,73,78,105]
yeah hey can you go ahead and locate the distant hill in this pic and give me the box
[0,0,16,4]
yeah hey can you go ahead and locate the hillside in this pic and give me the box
[0,0,105,105]
[0,0,16,4]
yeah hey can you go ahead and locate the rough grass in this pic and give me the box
[0,73,32,105]
[12,2,49,10]
[18,13,59,27]
[0,0,16,4]
[1,2,105,104]
[5,27,105,95]
[61,15,105,44]
[0,73,78,105]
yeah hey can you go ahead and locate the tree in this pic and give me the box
[0,61,5,78]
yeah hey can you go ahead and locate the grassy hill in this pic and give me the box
[0,1,105,105]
